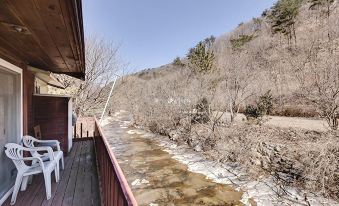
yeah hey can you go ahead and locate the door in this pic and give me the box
[0,67,21,199]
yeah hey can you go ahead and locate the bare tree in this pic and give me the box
[222,53,256,122]
[307,49,338,130]
[54,36,122,116]
[291,38,339,130]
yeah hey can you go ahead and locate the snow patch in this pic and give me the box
[131,178,150,186]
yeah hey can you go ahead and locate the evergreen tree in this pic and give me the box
[203,35,216,49]
[187,42,215,74]
[173,57,184,67]
[257,90,273,115]
[268,0,303,44]
[230,34,255,50]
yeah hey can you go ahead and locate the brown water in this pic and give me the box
[102,113,244,206]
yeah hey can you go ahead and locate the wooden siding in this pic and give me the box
[2,140,100,206]
[33,95,70,153]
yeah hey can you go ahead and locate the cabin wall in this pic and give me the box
[33,96,70,153]
[22,66,72,154]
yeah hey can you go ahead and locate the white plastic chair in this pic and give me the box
[22,135,64,177]
[4,143,58,205]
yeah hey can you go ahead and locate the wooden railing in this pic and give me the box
[73,117,95,140]
[93,118,138,206]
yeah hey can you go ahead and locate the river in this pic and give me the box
[101,111,338,206]
[101,112,245,206]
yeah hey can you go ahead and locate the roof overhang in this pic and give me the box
[0,0,85,79]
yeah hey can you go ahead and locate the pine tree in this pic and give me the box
[268,0,303,45]
[203,35,216,49]
[173,57,184,67]
[187,42,215,74]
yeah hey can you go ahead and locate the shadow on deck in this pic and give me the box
[3,140,100,206]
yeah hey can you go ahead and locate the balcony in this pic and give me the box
[2,118,137,206]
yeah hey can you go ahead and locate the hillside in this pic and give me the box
[113,0,339,120]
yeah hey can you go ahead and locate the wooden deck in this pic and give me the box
[3,140,100,206]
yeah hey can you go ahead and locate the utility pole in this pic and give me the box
[100,74,120,124]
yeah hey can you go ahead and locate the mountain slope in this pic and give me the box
[114,0,339,120]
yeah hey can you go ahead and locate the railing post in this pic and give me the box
[80,123,83,138]
[74,123,77,138]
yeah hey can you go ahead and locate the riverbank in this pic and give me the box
[102,111,339,206]
[140,128,338,206]
[101,113,244,206]
[165,121,339,205]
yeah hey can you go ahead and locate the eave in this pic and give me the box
[0,0,85,79]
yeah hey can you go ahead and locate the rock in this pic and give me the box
[169,130,181,141]
[187,134,200,147]
[252,159,261,166]
[253,151,262,158]
[261,156,271,170]
[194,144,203,152]
[274,145,283,152]
[179,117,191,129]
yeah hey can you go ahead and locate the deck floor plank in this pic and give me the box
[49,141,82,206]
[61,141,85,206]
[81,141,93,206]
[72,141,88,205]
[90,141,101,206]
[2,141,100,206]
[43,141,81,206]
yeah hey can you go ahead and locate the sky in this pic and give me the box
[83,0,277,73]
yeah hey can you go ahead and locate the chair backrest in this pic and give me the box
[22,135,36,147]
[4,143,29,171]
[22,135,40,157]
[34,125,42,139]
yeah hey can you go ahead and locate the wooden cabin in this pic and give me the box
[0,1,137,205]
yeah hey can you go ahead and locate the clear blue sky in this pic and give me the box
[83,0,276,73]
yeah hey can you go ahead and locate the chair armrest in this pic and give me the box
[23,146,55,161]
[21,157,45,170]
[35,139,61,151]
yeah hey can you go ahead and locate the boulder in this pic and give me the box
[168,130,181,141]
[187,134,200,147]
[194,144,203,152]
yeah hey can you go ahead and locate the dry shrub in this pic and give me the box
[208,124,339,200]
[302,136,339,199]
[148,121,160,134]
[272,106,318,118]
[112,66,201,135]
